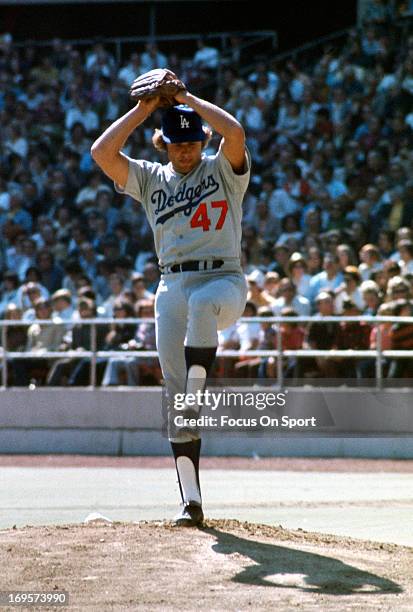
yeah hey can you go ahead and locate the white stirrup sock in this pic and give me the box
[185,364,207,411]
[176,456,202,505]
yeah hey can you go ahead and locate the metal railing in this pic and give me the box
[269,27,351,66]
[0,315,412,389]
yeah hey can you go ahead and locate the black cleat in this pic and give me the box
[174,502,204,527]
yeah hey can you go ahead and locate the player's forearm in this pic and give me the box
[179,92,244,139]
[90,103,150,161]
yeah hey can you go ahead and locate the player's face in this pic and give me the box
[167,141,203,174]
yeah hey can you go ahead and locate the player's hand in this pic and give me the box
[174,89,190,105]
[137,96,161,115]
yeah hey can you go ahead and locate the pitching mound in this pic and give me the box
[1,519,412,611]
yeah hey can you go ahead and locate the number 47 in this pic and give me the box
[190,200,228,232]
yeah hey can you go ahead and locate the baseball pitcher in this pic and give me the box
[91,69,250,526]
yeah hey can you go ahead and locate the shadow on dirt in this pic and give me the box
[201,527,402,594]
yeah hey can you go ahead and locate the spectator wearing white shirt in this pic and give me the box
[235,301,261,353]
[272,278,311,317]
[0,178,10,211]
[386,276,411,301]
[321,166,348,200]
[18,81,45,112]
[274,101,305,144]
[101,86,123,123]
[245,269,276,309]
[398,239,413,275]
[248,61,279,93]
[131,272,155,302]
[65,95,99,134]
[5,234,26,277]
[329,87,352,126]
[193,37,220,71]
[78,241,103,280]
[334,266,365,313]
[268,188,300,223]
[101,273,125,317]
[18,282,49,321]
[254,72,278,109]
[358,243,383,281]
[218,322,239,351]
[4,122,28,159]
[0,271,20,317]
[140,42,167,73]
[285,61,311,102]
[51,289,75,325]
[15,237,38,281]
[263,271,281,299]
[308,254,344,304]
[217,321,239,378]
[85,42,116,77]
[377,69,397,93]
[275,214,303,247]
[360,280,381,315]
[389,229,413,265]
[64,122,92,160]
[75,171,107,207]
[26,297,66,351]
[235,91,265,132]
[405,109,413,130]
[361,27,385,59]
[118,52,142,86]
[234,91,265,160]
[288,252,312,300]
[300,89,320,131]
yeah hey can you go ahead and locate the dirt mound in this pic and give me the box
[1,520,412,611]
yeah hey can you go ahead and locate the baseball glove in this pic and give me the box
[129,68,186,108]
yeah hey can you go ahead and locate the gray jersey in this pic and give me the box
[116,146,251,267]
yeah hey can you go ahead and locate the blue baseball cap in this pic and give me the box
[161,105,206,144]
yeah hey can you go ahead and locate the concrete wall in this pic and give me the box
[0,388,412,458]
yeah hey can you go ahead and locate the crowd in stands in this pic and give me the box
[1,0,413,385]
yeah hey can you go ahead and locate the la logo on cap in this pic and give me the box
[180,115,190,128]
[161,105,206,143]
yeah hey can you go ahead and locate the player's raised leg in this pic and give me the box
[186,273,248,349]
